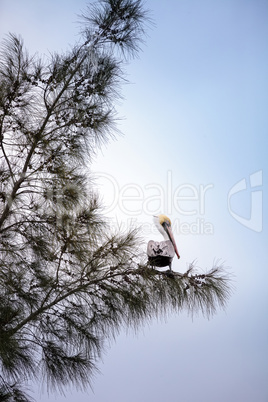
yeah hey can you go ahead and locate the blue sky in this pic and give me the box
[0,0,267,401]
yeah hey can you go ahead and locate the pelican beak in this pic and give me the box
[163,222,180,259]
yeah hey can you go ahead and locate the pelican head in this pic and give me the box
[153,214,180,259]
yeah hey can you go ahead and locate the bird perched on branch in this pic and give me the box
[147,214,180,271]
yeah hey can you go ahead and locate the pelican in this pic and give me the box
[147,214,180,270]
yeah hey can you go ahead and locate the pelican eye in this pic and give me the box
[162,220,170,230]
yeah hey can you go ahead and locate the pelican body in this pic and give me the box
[147,214,180,270]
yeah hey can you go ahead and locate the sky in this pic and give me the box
[0,0,267,401]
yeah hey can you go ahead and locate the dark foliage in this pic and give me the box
[0,1,232,400]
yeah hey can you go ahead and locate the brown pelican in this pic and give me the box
[147,214,180,270]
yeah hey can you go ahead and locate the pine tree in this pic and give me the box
[0,1,232,400]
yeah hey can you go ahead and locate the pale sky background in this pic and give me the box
[0,1,267,401]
